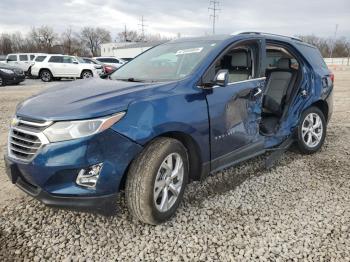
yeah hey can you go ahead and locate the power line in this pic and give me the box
[208,0,220,35]
[138,16,148,41]
[329,24,339,62]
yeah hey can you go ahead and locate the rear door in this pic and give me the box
[204,39,266,171]
[18,54,30,71]
[62,56,80,77]
[48,56,64,76]
[6,54,18,67]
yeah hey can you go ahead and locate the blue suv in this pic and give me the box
[5,32,333,224]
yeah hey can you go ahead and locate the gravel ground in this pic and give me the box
[0,73,349,261]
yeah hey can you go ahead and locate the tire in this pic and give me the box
[126,137,189,225]
[0,76,4,86]
[296,106,326,154]
[81,70,93,79]
[40,70,52,82]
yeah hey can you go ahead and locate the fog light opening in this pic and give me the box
[76,163,103,189]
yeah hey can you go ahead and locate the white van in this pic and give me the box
[6,53,46,74]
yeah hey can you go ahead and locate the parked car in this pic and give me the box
[77,57,104,76]
[30,54,99,82]
[6,53,45,75]
[120,58,133,63]
[93,56,125,68]
[81,57,114,75]
[0,62,25,86]
[5,32,333,225]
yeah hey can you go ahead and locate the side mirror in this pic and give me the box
[214,69,229,87]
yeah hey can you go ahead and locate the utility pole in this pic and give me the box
[208,0,220,35]
[329,24,339,63]
[123,24,127,42]
[138,16,147,42]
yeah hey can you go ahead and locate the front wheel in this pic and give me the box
[40,70,52,82]
[126,137,189,225]
[81,70,93,79]
[296,106,326,154]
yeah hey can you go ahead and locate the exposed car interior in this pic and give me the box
[260,45,301,134]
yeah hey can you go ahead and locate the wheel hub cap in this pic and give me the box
[302,113,323,148]
[153,153,184,212]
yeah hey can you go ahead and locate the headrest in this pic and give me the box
[277,58,291,69]
[231,51,248,67]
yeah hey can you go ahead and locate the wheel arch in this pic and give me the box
[309,100,329,121]
[159,131,203,182]
[118,131,203,191]
[80,69,93,77]
[39,68,52,75]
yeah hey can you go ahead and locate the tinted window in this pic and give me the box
[35,56,47,62]
[19,55,28,61]
[98,58,119,63]
[7,55,17,62]
[297,44,328,71]
[49,56,63,63]
[30,55,35,60]
[62,56,74,63]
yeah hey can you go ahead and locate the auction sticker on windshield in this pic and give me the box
[176,47,203,55]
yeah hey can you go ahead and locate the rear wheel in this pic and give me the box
[40,70,52,82]
[81,70,93,79]
[0,76,4,86]
[126,137,189,225]
[296,106,326,154]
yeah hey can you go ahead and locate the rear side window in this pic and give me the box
[49,56,63,63]
[35,56,47,62]
[62,56,74,63]
[7,55,17,61]
[30,55,35,60]
[19,55,28,61]
[297,44,328,71]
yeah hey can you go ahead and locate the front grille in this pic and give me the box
[8,117,52,162]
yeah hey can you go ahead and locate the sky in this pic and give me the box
[0,0,349,40]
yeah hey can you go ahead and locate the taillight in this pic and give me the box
[330,72,335,83]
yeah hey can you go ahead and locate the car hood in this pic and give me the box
[0,63,21,70]
[16,78,177,121]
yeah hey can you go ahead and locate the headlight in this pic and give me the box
[0,68,14,74]
[43,112,125,142]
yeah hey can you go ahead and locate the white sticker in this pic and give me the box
[176,47,203,55]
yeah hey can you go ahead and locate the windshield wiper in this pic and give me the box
[116,77,145,82]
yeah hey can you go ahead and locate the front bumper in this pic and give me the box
[5,129,142,213]
[2,73,25,84]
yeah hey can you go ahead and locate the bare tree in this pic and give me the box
[61,27,85,55]
[80,27,111,56]
[0,34,13,54]
[29,25,57,53]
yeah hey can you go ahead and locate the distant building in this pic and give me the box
[101,41,168,59]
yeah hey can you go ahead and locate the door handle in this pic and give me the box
[253,87,262,97]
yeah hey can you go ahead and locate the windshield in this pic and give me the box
[110,41,219,82]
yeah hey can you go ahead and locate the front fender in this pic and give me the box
[112,91,211,162]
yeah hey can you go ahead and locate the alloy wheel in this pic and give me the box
[302,113,323,148]
[153,153,184,212]
[82,72,93,79]
[41,71,51,82]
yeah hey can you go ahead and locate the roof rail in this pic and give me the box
[232,31,303,42]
